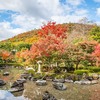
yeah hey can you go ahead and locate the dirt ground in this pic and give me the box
[0,67,100,100]
[24,79,100,100]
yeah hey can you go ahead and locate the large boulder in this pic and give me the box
[53,82,67,90]
[11,80,24,88]
[10,79,25,93]
[0,79,6,86]
[36,80,47,86]
[42,91,57,100]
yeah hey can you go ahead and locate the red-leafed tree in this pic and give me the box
[38,22,67,39]
[92,44,100,67]
[26,22,67,66]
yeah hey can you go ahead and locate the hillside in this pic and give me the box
[0,23,95,45]
[1,29,39,44]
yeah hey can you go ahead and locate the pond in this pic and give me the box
[0,90,26,100]
[0,66,100,100]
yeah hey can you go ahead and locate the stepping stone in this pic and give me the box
[36,80,47,86]
[42,91,57,100]
[53,82,67,90]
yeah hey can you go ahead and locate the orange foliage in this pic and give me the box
[92,44,100,67]
[1,51,10,60]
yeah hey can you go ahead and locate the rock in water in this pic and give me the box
[42,91,57,100]
[53,82,67,90]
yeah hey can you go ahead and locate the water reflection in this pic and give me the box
[0,90,26,100]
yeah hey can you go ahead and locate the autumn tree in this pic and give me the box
[0,50,11,63]
[78,41,98,66]
[89,26,100,42]
[23,22,67,67]
[92,44,100,67]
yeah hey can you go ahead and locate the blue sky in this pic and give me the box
[0,0,100,40]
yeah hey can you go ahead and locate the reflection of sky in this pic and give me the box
[0,90,26,100]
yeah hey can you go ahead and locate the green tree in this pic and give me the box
[15,43,32,51]
[0,42,14,51]
[90,26,100,42]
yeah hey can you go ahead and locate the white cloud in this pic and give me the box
[97,8,100,16]
[51,14,86,24]
[0,0,63,19]
[66,0,85,6]
[0,0,89,40]
[94,0,100,2]
[0,21,24,40]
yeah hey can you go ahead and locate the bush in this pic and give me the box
[46,73,56,78]
[27,69,35,75]
[34,72,46,79]
[88,67,100,73]
[54,67,61,73]
[55,74,65,79]
[74,70,89,75]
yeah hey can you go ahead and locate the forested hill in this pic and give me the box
[1,23,95,44]
[1,29,39,44]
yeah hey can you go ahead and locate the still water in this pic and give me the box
[0,90,26,100]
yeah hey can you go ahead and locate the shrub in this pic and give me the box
[74,70,89,75]
[89,67,100,73]
[27,69,35,75]
[34,73,44,79]
[55,74,65,79]
[54,67,61,73]
[46,73,56,78]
